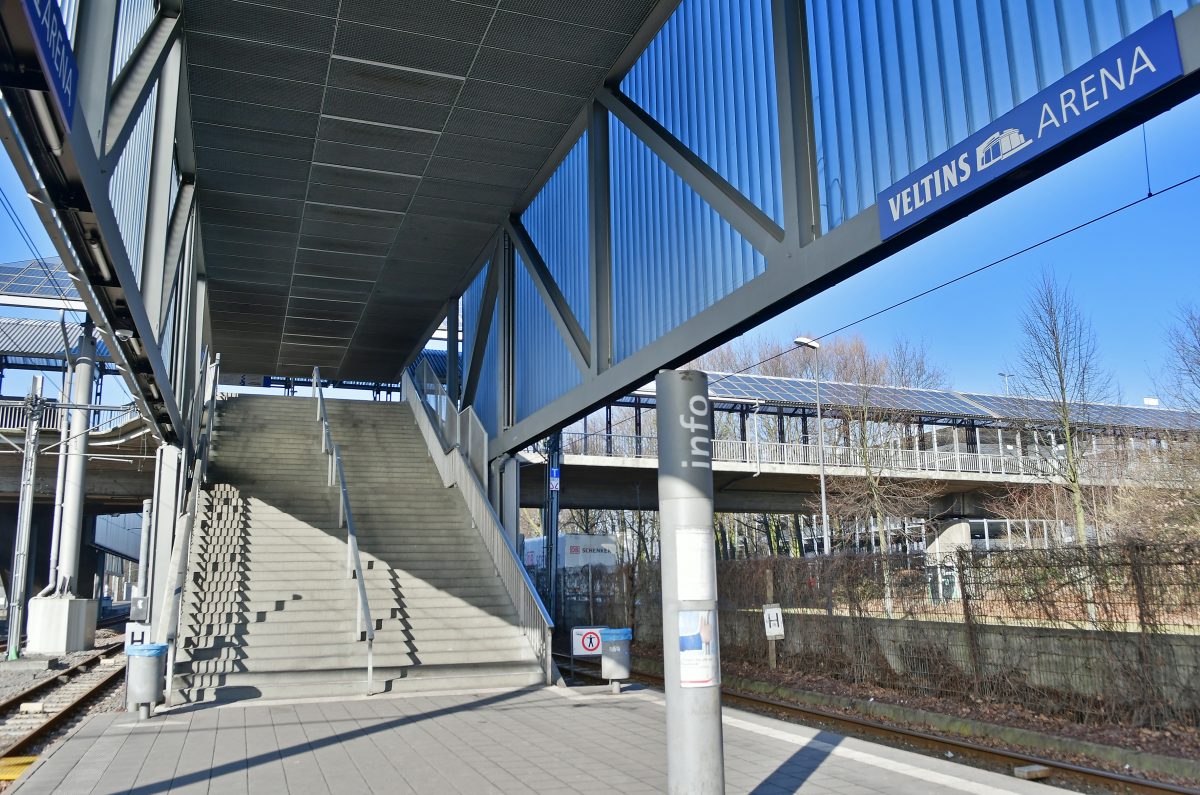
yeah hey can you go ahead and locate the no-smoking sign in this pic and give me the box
[571,626,605,656]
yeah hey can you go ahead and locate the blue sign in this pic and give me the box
[20,0,78,131]
[878,13,1182,239]
[549,466,560,492]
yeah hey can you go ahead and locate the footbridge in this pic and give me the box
[517,372,1199,511]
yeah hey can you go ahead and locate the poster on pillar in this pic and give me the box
[676,526,716,602]
[678,610,719,688]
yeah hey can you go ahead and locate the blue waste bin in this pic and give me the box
[126,643,168,718]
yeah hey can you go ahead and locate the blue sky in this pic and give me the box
[0,92,1197,408]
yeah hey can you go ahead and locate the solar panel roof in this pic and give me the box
[625,371,1200,431]
[0,258,78,303]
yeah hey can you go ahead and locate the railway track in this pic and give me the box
[0,641,127,783]
[555,654,1200,795]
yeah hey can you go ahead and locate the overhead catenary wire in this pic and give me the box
[558,165,1200,449]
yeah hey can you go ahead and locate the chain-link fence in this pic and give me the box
[590,542,1200,727]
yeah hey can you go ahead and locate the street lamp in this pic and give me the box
[794,336,830,556]
[998,372,1014,395]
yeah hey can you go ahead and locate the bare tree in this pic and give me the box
[825,345,940,616]
[1163,304,1200,414]
[1014,272,1112,546]
[888,337,949,389]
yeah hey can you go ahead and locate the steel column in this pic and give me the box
[656,370,724,794]
[140,38,182,337]
[543,432,561,624]
[57,323,96,594]
[447,297,460,406]
[772,0,822,245]
[587,101,613,374]
[6,378,44,658]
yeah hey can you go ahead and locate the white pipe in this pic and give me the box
[29,92,63,156]
[86,238,112,282]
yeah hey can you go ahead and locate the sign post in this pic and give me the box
[656,370,723,794]
[762,604,784,670]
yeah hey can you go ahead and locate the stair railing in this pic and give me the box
[312,367,375,694]
[405,361,555,685]
[159,350,220,706]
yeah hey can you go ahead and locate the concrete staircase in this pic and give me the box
[175,395,543,703]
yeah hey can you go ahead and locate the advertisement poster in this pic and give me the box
[678,610,719,688]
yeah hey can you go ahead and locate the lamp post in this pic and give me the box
[794,337,830,556]
[998,372,1014,396]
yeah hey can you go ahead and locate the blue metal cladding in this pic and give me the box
[609,116,768,363]
[462,261,499,437]
[514,252,583,422]
[807,0,1200,233]
[111,0,158,81]
[622,0,784,227]
[517,131,589,421]
[108,81,157,286]
[521,132,590,331]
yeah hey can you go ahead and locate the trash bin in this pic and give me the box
[600,628,632,685]
[126,643,168,719]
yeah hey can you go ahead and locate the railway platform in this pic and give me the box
[10,685,1066,794]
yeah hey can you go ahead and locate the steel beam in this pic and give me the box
[461,237,503,409]
[772,0,821,246]
[487,5,1200,460]
[597,86,785,258]
[159,181,195,336]
[103,13,181,166]
[141,39,183,338]
[446,297,460,405]
[587,101,613,375]
[0,2,190,440]
[506,217,590,374]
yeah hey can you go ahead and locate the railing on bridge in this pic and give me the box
[558,432,1159,482]
[0,401,141,434]
[405,361,555,685]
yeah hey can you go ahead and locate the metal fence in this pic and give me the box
[595,542,1200,728]
[404,369,555,684]
[559,431,1168,483]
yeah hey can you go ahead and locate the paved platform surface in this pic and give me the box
[12,686,1068,794]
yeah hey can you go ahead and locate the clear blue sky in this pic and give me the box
[0,94,1197,407]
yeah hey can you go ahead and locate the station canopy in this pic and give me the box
[0,257,83,310]
[186,0,662,380]
[0,316,114,372]
[623,372,1200,432]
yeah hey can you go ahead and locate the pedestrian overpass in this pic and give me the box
[1,0,1199,765]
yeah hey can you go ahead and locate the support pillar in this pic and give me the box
[499,455,520,550]
[56,323,96,594]
[446,298,460,407]
[7,379,44,658]
[656,370,724,794]
[543,433,561,623]
[148,444,183,639]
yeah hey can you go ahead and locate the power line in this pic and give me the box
[560,167,1200,448]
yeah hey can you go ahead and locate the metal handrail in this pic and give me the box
[161,351,220,705]
[404,362,555,684]
[557,431,1161,482]
[312,367,375,693]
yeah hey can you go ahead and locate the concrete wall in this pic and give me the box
[632,606,1200,720]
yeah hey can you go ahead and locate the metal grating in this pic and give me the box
[185,0,664,378]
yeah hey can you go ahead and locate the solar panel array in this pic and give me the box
[0,258,76,301]
[710,373,990,418]
[682,372,1200,432]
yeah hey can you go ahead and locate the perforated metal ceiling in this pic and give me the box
[183,0,663,380]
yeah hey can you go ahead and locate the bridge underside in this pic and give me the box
[518,456,1012,514]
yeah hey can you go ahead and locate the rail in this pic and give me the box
[0,401,139,434]
[312,367,375,693]
[159,351,220,705]
[404,361,555,684]
[559,432,1162,482]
